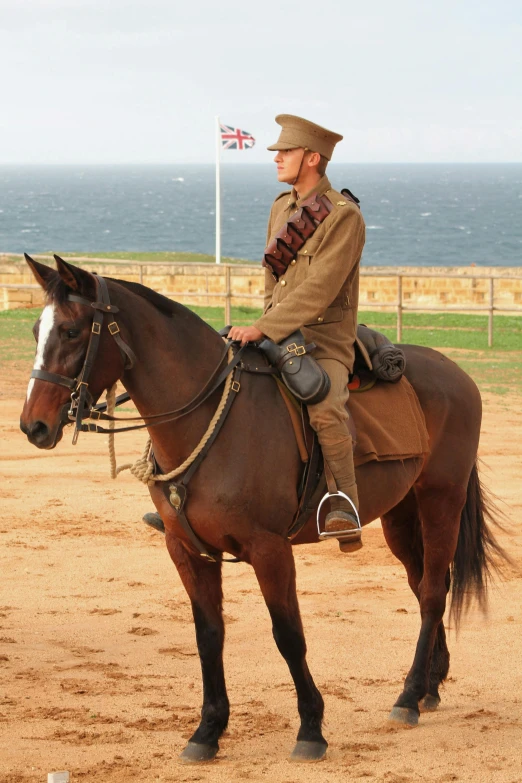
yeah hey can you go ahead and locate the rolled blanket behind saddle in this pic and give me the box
[357,325,406,383]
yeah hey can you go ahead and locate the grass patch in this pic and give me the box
[2,251,253,265]
[359,310,522,351]
[0,308,41,362]
[442,350,522,396]
[2,306,521,395]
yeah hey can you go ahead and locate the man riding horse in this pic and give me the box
[145,114,365,549]
[231,115,365,548]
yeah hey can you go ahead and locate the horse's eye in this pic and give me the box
[67,328,81,339]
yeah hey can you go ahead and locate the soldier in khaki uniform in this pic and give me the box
[229,115,365,548]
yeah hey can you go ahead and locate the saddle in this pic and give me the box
[226,325,407,542]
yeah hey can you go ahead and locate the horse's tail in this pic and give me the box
[450,460,510,626]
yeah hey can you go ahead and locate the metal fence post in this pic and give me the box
[488,277,494,348]
[139,263,144,285]
[397,274,403,343]
[224,266,232,326]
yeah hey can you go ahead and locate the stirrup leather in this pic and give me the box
[317,491,361,540]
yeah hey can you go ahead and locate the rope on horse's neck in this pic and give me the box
[106,347,234,485]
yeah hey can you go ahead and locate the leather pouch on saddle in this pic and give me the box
[258,330,331,405]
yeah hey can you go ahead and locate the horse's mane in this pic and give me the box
[106,277,187,318]
[46,273,199,322]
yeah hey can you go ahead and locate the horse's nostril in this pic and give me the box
[27,420,50,442]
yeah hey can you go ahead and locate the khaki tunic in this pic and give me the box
[254,175,365,372]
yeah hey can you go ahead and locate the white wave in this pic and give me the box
[367,225,384,230]
[420,212,431,217]
[380,198,390,203]
[172,177,185,182]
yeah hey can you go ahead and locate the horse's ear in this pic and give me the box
[54,255,96,297]
[24,254,59,291]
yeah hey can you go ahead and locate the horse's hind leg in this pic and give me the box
[165,535,229,763]
[387,482,465,727]
[250,533,327,762]
[381,488,451,719]
[422,619,450,712]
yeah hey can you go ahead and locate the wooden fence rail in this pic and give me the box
[2,256,522,347]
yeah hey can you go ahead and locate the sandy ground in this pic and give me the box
[1,369,522,783]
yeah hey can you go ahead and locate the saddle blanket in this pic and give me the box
[349,377,430,467]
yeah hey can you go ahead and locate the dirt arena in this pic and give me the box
[1,366,522,783]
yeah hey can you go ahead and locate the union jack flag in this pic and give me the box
[220,123,256,150]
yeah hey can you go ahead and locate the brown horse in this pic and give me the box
[20,256,505,763]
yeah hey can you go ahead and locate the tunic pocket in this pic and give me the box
[297,237,321,264]
[304,305,344,327]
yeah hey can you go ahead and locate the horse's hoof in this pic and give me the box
[388,706,419,727]
[421,694,441,712]
[290,740,327,762]
[179,742,218,763]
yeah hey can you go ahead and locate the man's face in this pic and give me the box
[273,148,305,184]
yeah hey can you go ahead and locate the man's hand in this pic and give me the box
[228,325,264,345]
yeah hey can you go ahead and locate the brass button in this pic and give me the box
[280,279,287,286]
[276,302,280,307]
[290,259,296,265]
[317,316,323,322]
[303,249,308,255]
[337,200,347,206]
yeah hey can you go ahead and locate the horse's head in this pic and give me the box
[20,255,128,449]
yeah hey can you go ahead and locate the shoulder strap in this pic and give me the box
[340,187,360,207]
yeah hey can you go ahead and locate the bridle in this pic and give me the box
[31,274,246,444]
[31,275,136,444]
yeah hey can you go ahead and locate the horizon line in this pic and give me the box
[1,160,521,166]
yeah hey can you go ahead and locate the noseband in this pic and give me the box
[30,275,136,443]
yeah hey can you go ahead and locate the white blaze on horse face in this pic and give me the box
[26,304,55,402]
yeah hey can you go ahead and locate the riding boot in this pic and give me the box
[320,436,362,552]
[143,512,166,534]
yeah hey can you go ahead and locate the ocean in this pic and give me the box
[0,163,521,266]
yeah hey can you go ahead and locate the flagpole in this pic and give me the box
[215,115,221,265]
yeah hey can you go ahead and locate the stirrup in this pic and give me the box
[317,491,361,540]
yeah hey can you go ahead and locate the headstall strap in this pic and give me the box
[31,274,136,444]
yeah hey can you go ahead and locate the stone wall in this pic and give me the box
[1,255,522,313]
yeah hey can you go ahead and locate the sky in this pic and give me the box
[0,0,521,164]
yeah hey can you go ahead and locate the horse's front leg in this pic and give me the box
[250,533,327,762]
[165,533,229,763]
